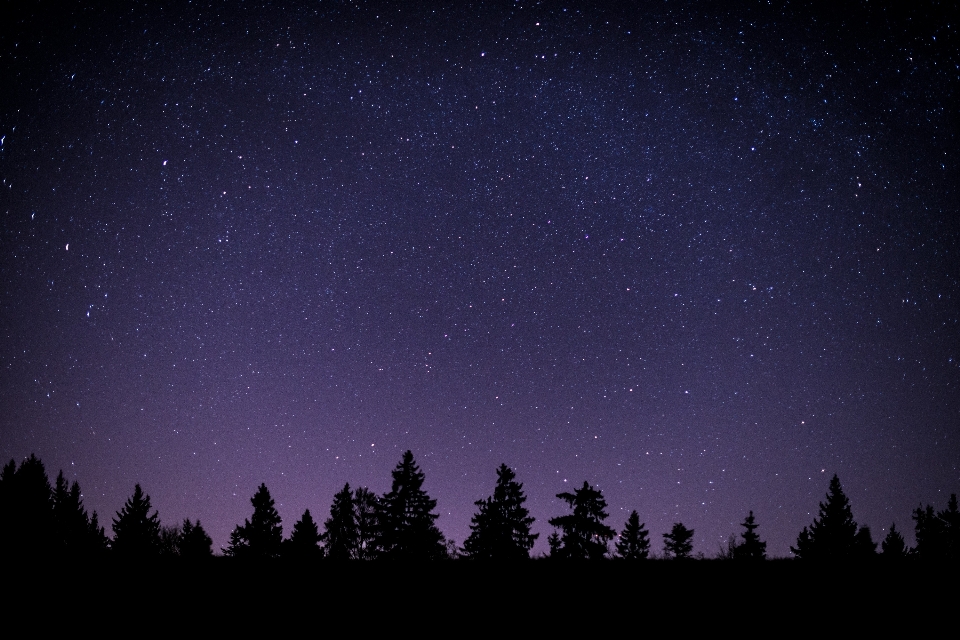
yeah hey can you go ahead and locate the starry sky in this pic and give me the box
[1,1,957,557]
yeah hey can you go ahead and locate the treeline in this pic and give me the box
[1,451,958,562]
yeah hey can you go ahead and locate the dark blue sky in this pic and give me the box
[1,0,957,557]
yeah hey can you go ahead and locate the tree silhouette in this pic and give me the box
[733,511,766,560]
[462,464,538,560]
[112,484,161,557]
[51,470,107,556]
[791,474,868,559]
[912,493,959,560]
[663,522,695,559]
[354,487,379,560]
[881,523,907,557]
[180,519,213,558]
[0,454,55,557]
[225,483,283,559]
[284,509,323,559]
[376,450,446,560]
[615,510,651,560]
[324,483,358,561]
[548,481,615,560]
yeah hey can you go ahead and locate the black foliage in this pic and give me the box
[548,481,615,560]
[663,522,695,559]
[180,519,214,558]
[324,483,358,561]
[733,511,766,560]
[284,509,323,559]
[225,483,283,559]
[791,474,872,559]
[376,450,446,560]
[881,523,908,557]
[912,493,960,560]
[112,483,162,558]
[462,464,538,560]
[615,510,650,560]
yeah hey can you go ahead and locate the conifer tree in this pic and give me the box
[733,511,767,560]
[2,455,56,557]
[881,523,907,557]
[791,474,862,559]
[226,483,283,559]
[112,483,162,557]
[663,522,695,559]
[285,509,323,559]
[180,519,213,558]
[353,487,379,560]
[912,493,960,560]
[324,483,358,561]
[548,481,615,560]
[462,464,538,560]
[376,450,445,560]
[615,510,651,560]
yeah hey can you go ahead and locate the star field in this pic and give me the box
[1,1,957,556]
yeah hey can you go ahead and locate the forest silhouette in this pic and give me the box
[1,451,957,563]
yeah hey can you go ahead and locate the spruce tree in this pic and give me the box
[226,483,283,559]
[285,509,323,559]
[376,450,446,560]
[790,474,861,559]
[615,510,651,560]
[324,483,358,561]
[353,487,379,560]
[3,455,55,557]
[663,522,695,559]
[112,484,162,557]
[180,519,213,558]
[881,523,907,557]
[52,471,95,556]
[912,493,960,560]
[733,511,767,560]
[462,464,538,560]
[547,481,615,560]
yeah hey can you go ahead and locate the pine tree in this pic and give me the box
[615,510,651,560]
[733,511,767,560]
[881,523,907,557]
[462,464,538,560]
[790,474,861,559]
[324,483,358,561]
[353,487,379,560]
[912,493,960,560]
[376,450,446,560]
[52,471,94,556]
[547,481,616,560]
[285,509,323,559]
[663,522,695,559]
[1,455,55,557]
[226,483,283,559]
[180,519,213,558]
[112,484,162,557]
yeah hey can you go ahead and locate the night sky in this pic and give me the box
[2,1,957,557]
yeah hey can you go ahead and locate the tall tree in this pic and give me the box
[663,522,695,559]
[733,511,767,560]
[225,483,283,559]
[547,481,615,560]
[790,474,865,559]
[880,523,907,557]
[1,455,55,557]
[615,510,651,560]
[180,519,213,558]
[112,484,162,557]
[284,509,323,559]
[353,487,379,560]
[912,493,960,560]
[462,464,538,560]
[376,450,446,560]
[324,483,358,561]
